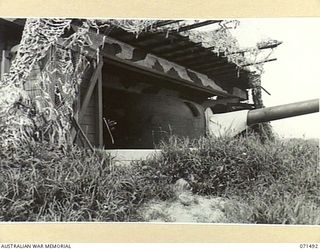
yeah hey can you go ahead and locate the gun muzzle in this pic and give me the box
[247,99,319,126]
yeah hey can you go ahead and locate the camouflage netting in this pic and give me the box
[0,19,72,147]
[249,74,274,140]
[0,18,105,147]
[0,19,278,147]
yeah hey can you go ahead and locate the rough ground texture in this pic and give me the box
[139,179,229,223]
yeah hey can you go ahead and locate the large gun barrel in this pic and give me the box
[247,99,319,125]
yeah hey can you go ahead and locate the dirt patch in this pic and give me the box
[138,178,229,223]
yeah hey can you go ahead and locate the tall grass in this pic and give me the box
[0,135,318,223]
[0,141,174,221]
[144,135,319,224]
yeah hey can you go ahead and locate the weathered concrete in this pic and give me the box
[104,149,162,164]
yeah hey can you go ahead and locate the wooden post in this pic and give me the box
[72,58,103,145]
[79,59,103,121]
[98,71,103,148]
[1,50,6,81]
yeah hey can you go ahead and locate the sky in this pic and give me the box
[227,18,320,139]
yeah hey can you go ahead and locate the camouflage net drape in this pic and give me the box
[0,18,103,147]
[0,19,72,147]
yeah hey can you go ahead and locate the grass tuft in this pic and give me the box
[0,140,174,221]
[1,135,318,224]
[139,135,320,224]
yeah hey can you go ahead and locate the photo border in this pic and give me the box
[0,0,319,243]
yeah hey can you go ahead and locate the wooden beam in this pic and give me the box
[173,50,213,62]
[257,41,282,50]
[202,64,239,74]
[98,71,103,148]
[160,44,204,57]
[226,41,283,55]
[125,20,183,37]
[174,20,222,33]
[172,46,221,63]
[179,54,221,66]
[152,20,183,28]
[208,68,241,77]
[241,58,277,67]
[150,40,190,54]
[190,60,230,71]
[138,36,189,49]
[213,73,248,82]
[157,42,203,56]
[79,59,103,121]
[121,31,160,43]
